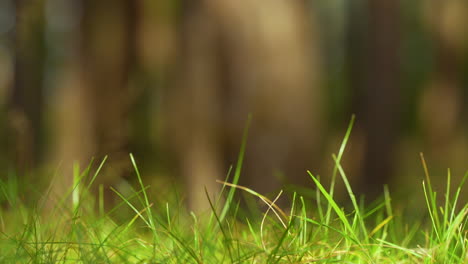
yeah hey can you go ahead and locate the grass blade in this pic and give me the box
[219,114,252,223]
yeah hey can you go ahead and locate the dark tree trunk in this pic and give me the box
[7,0,46,173]
[350,0,401,200]
[81,0,138,181]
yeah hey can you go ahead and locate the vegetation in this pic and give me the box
[1,119,467,263]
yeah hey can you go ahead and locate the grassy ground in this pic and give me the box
[1,117,467,263]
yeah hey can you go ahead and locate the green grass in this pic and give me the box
[1,116,467,263]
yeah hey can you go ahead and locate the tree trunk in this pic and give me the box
[51,0,138,209]
[7,0,46,174]
[80,0,138,187]
[420,0,466,160]
[169,0,324,211]
[350,0,401,200]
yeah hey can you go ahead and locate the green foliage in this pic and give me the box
[0,118,466,263]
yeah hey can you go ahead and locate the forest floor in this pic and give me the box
[1,118,467,263]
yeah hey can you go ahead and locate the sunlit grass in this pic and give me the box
[0,116,467,263]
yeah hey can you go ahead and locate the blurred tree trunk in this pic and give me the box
[169,0,324,210]
[80,0,138,187]
[350,0,401,200]
[6,0,45,174]
[51,0,138,207]
[420,0,466,161]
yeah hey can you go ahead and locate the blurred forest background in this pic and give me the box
[0,0,467,211]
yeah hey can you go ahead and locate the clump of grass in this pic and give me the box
[0,116,466,263]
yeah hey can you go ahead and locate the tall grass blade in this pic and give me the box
[420,153,441,234]
[332,154,368,240]
[307,171,356,241]
[325,115,355,225]
[219,114,252,223]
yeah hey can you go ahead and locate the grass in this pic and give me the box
[0,116,467,263]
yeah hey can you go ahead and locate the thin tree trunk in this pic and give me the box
[80,0,138,186]
[7,0,45,174]
[351,0,401,200]
[51,0,138,209]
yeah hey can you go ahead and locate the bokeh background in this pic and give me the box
[0,0,467,211]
